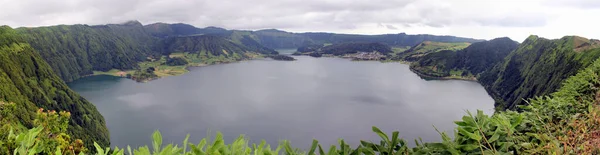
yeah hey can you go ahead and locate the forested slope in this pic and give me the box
[395,41,471,61]
[0,26,109,150]
[159,35,273,59]
[16,21,280,82]
[406,36,600,111]
[16,21,159,82]
[410,37,518,78]
[479,35,600,110]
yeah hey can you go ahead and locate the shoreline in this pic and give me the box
[89,55,478,83]
[87,57,271,83]
[294,54,479,82]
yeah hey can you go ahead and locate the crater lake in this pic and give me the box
[68,56,494,149]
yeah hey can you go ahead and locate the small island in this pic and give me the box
[267,55,296,61]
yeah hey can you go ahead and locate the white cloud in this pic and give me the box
[0,0,598,41]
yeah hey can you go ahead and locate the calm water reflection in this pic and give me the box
[69,56,494,149]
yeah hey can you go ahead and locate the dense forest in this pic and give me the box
[15,21,279,83]
[404,35,600,111]
[165,57,189,66]
[16,21,159,82]
[410,37,518,78]
[159,35,266,57]
[0,26,109,151]
[394,41,471,61]
[479,36,600,110]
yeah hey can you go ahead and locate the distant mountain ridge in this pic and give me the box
[295,42,393,55]
[141,22,483,49]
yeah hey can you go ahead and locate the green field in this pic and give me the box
[138,57,189,77]
[93,51,264,82]
[409,41,471,54]
[391,46,410,54]
[93,69,134,77]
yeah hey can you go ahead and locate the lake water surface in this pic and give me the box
[68,56,494,149]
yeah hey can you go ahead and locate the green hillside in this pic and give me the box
[15,22,278,83]
[405,36,600,111]
[0,26,109,151]
[144,23,230,38]
[479,35,600,110]
[119,35,275,82]
[395,41,471,61]
[409,37,518,80]
[16,21,159,82]
[160,35,270,62]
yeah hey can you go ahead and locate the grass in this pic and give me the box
[138,56,189,78]
[391,46,410,54]
[410,41,470,54]
[409,65,477,81]
[168,52,186,58]
[393,42,470,62]
[92,69,134,77]
[126,51,264,81]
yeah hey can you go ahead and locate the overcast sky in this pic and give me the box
[0,0,598,41]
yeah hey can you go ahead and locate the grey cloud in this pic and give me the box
[473,13,548,27]
[544,0,600,9]
[386,25,398,30]
[0,0,552,31]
